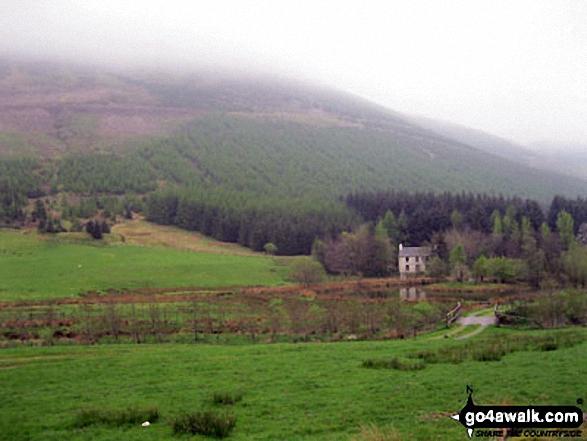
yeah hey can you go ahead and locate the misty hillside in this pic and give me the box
[528,141,587,181]
[0,58,420,156]
[413,116,587,181]
[0,58,586,204]
[411,116,539,165]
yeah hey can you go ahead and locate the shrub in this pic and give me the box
[470,345,505,362]
[412,330,583,365]
[426,256,449,278]
[263,242,278,255]
[287,257,326,285]
[171,410,236,438]
[74,406,159,427]
[211,391,243,405]
[362,357,426,371]
[487,257,527,283]
[536,337,559,351]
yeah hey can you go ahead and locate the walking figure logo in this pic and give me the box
[451,385,477,438]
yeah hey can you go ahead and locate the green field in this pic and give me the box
[0,231,288,302]
[0,327,585,441]
[1,230,586,440]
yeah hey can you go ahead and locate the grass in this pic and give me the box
[74,406,159,428]
[426,282,513,292]
[0,327,585,440]
[475,308,497,317]
[362,357,426,371]
[171,410,236,438]
[413,329,584,365]
[350,424,404,441]
[0,230,289,301]
[211,391,244,405]
[364,329,585,371]
[112,220,259,256]
[451,324,482,338]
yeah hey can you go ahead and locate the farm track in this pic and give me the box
[430,308,497,340]
[454,310,497,340]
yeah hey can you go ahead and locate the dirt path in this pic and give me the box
[431,309,497,340]
[459,313,497,327]
[454,311,497,340]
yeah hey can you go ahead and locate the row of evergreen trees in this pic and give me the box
[146,188,358,255]
[144,188,587,258]
[0,179,27,224]
[345,191,557,245]
[547,195,587,232]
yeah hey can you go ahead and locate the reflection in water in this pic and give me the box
[400,287,427,300]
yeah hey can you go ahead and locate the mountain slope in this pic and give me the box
[0,57,586,204]
[136,114,586,202]
[412,115,587,181]
[529,141,587,180]
[410,115,539,165]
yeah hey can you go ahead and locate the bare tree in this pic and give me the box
[148,301,162,342]
[105,303,121,342]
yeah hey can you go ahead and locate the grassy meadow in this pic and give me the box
[1,225,586,440]
[0,327,585,441]
[111,220,261,256]
[0,229,289,302]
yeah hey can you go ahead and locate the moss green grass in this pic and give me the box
[0,231,288,301]
[0,327,585,441]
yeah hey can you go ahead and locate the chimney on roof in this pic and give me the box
[399,244,403,251]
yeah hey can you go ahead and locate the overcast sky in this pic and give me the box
[1,0,586,146]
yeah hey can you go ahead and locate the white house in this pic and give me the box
[398,244,432,279]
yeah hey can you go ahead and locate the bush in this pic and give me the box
[74,406,159,427]
[426,256,449,278]
[412,330,583,365]
[487,257,527,283]
[263,242,278,255]
[171,410,236,438]
[505,290,587,327]
[211,391,243,405]
[287,257,326,285]
[562,246,587,287]
[362,357,426,371]
[470,344,506,362]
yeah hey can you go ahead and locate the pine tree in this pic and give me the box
[556,210,576,250]
[491,209,503,235]
[450,209,463,230]
[33,199,47,223]
[397,210,409,246]
[381,210,399,242]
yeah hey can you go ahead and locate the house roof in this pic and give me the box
[398,246,432,258]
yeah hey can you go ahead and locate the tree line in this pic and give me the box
[146,188,359,255]
[336,190,587,285]
[1,294,449,345]
[344,190,546,245]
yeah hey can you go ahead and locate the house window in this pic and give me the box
[405,257,409,262]
[415,256,419,262]
[405,265,410,272]
[416,264,421,272]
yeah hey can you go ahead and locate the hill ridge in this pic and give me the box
[0,57,585,205]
